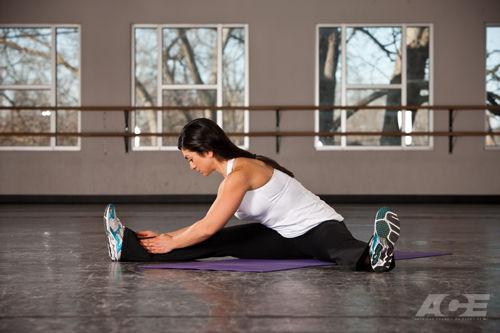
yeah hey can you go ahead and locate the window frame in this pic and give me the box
[314,23,434,151]
[0,24,81,151]
[485,24,500,150]
[131,24,250,151]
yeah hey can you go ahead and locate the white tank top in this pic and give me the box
[227,159,343,238]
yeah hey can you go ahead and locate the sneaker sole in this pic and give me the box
[104,204,119,261]
[372,207,400,272]
[376,208,400,246]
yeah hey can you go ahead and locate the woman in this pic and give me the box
[104,118,400,272]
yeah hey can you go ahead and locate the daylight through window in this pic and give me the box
[133,25,248,150]
[486,26,500,147]
[0,26,80,149]
[316,24,432,149]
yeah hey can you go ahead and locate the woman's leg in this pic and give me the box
[290,220,372,270]
[120,223,308,262]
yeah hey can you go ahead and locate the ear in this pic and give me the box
[204,151,214,158]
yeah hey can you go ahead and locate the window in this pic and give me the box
[0,25,80,150]
[132,25,248,150]
[316,24,432,150]
[486,25,500,147]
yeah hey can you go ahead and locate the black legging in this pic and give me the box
[120,220,372,270]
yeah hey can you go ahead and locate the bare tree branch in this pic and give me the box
[0,36,78,75]
[176,29,215,107]
[487,63,500,77]
[135,80,154,106]
[0,91,16,106]
[487,91,500,117]
[178,28,204,84]
[330,90,388,130]
[354,27,398,59]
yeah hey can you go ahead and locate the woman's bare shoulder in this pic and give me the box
[232,158,273,190]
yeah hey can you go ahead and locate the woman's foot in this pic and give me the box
[368,207,400,272]
[103,204,124,261]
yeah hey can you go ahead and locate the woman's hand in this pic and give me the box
[136,230,159,239]
[139,233,176,254]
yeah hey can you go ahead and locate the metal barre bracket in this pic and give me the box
[449,109,453,154]
[124,109,130,153]
[276,109,280,153]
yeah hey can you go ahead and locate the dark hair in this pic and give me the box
[178,118,294,178]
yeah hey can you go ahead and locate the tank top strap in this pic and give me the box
[226,158,235,176]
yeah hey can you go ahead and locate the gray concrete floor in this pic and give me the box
[0,203,499,332]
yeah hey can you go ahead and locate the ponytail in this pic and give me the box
[253,154,294,178]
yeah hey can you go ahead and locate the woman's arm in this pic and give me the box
[140,170,250,254]
[137,205,238,240]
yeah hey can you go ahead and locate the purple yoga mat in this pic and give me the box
[139,251,452,273]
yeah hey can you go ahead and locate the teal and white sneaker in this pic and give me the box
[103,204,124,261]
[369,207,400,272]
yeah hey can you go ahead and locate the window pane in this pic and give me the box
[56,28,79,105]
[0,90,51,146]
[222,28,245,146]
[133,25,247,149]
[55,110,78,146]
[0,26,80,149]
[162,28,217,85]
[318,27,342,146]
[56,28,79,146]
[346,27,402,85]
[0,28,52,85]
[317,25,432,149]
[486,26,500,146]
[134,28,158,147]
[135,28,158,106]
[405,107,430,147]
[222,111,245,146]
[162,90,217,146]
[346,89,401,146]
[406,26,431,147]
[133,110,158,148]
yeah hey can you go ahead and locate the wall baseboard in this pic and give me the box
[320,195,500,204]
[0,195,499,204]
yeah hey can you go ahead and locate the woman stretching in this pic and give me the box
[104,118,400,272]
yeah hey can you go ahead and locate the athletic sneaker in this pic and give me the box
[368,207,400,272]
[103,204,124,261]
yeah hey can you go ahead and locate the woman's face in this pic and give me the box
[181,149,214,176]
